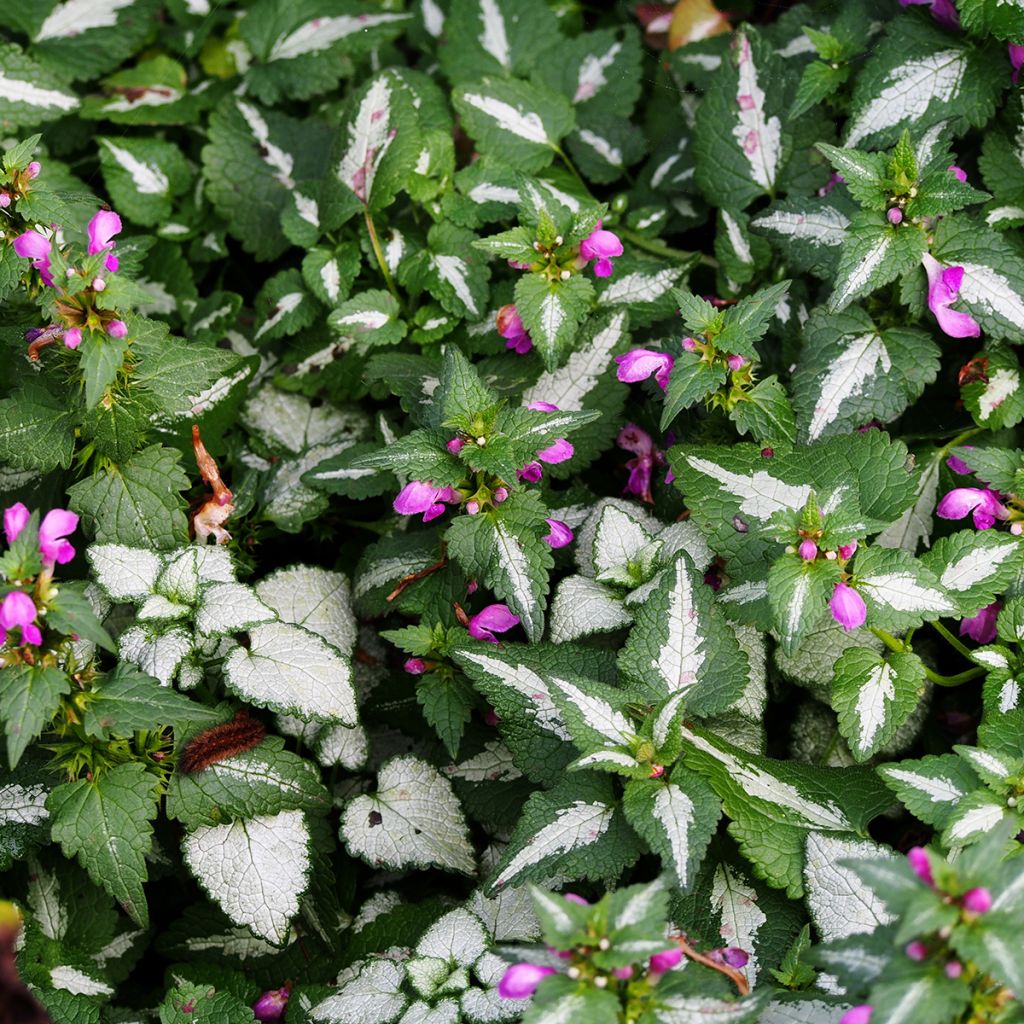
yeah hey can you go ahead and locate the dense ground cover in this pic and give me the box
[2,0,1024,1022]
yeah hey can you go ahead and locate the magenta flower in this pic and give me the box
[543,519,573,549]
[12,230,54,287]
[447,438,464,455]
[518,462,543,483]
[4,503,29,545]
[39,509,78,566]
[87,209,122,273]
[527,401,559,412]
[616,424,665,505]
[468,603,520,643]
[830,582,866,631]
[497,963,556,999]
[798,540,817,561]
[887,207,903,225]
[563,893,589,905]
[106,320,128,339]
[936,487,1007,530]
[921,254,980,339]
[615,349,674,390]
[709,947,749,968]
[905,940,928,961]
[0,193,10,209]
[26,161,41,179]
[649,947,683,975]
[404,658,426,675]
[839,1007,873,1024]
[252,988,289,1023]
[946,452,972,475]
[960,602,1000,644]
[1011,44,1024,84]
[0,591,42,647]
[948,165,967,183]
[898,0,959,29]
[493,486,509,503]
[945,960,963,979]
[907,847,934,887]
[726,354,748,372]
[536,438,573,464]
[962,887,992,913]
[580,226,624,277]
[393,481,461,523]
[817,172,844,197]
[497,304,532,354]
[838,540,858,560]
[63,328,82,350]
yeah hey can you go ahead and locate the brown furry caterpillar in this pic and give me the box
[178,711,266,774]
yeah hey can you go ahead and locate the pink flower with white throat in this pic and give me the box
[0,591,42,647]
[921,254,980,339]
[393,481,461,523]
[39,509,78,567]
[87,209,122,273]
[467,604,520,643]
[936,487,1007,530]
[579,224,623,278]
[12,230,54,287]
[615,349,675,390]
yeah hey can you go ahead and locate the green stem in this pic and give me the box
[553,146,587,191]
[364,210,403,309]
[870,627,906,654]
[939,426,984,455]
[931,620,976,661]
[925,666,984,688]
[616,227,707,268]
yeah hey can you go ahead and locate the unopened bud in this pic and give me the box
[887,207,903,226]
[106,319,128,339]
[404,658,426,675]
[962,887,992,914]
[26,161,41,179]
[566,966,581,980]
[92,277,106,291]
[838,540,858,560]
[493,487,509,504]
[945,961,963,979]
[466,501,480,515]
[593,975,607,988]
[726,354,747,372]
[598,938,610,951]
[798,540,817,561]
[905,940,928,961]
[447,438,464,455]
[554,235,563,246]
[1011,522,1023,536]
[560,269,570,280]
[0,193,10,208]
[681,337,697,352]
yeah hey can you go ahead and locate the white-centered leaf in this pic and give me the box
[194,581,275,636]
[710,864,767,988]
[256,566,357,653]
[807,333,891,441]
[86,544,161,600]
[311,960,408,1024]
[681,455,811,521]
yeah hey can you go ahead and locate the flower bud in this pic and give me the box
[92,277,106,291]
[839,1008,872,1024]
[649,947,683,975]
[25,161,41,179]
[493,487,509,503]
[106,320,128,339]
[62,328,82,350]
[0,193,10,208]
[726,354,747,372]
[404,658,426,675]
[682,337,697,352]
[252,988,289,1022]
[905,940,928,961]
[962,887,992,913]
[907,847,934,887]
[945,960,963,979]
[798,539,817,561]
[466,500,480,515]
[838,540,858,560]
[887,207,903,225]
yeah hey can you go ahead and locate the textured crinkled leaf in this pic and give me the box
[223,622,357,724]
[828,216,926,312]
[118,623,193,687]
[85,544,161,601]
[0,41,79,127]
[255,566,356,654]
[855,545,956,631]
[340,755,474,874]
[310,960,407,1024]
[1,665,70,770]
[750,196,852,277]
[878,753,979,829]
[549,576,631,643]
[0,385,76,473]
[182,809,312,944]
[242,385,367,454]
[194,582,276,637]
[328,289,406,347]
[97,135,189,227]
[921,529,1024,616]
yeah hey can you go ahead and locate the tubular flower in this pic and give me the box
[393,481,461,523]
[4,503,29,545]
[921,254,980,339]
[648,947,683,976]
[1011,44,1024,84]
[38,508,78,566]
[839,1008,873,1024]
[616,424,665,505]
[12,230,54,287]
[87,209,122,272]
[0,591,42,647]
[497,304,532,354]
[252,988,289,1023]
[467,603,520,643]
[497,963,556,999]
[579,225,623,277]
[615,349,674,391]
[960,602,1000,644]
[517,461,543,483]
[907,847,934,887]
[543,519,573,549]
[936,487,1007,530]
[536,438,573,464]
[830,582,867,631]
[899,0,959,29]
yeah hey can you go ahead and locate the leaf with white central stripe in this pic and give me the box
[341,756,474,874]
[183,809,311,944]
[547,675,635,754]
[750,198,850,275]
[512,271,593,370]
[620,551,748,714]
[328,289,406,347]
[942,791,1010,847]
[98,135,187,227]
[855,545,956,630]
[878,753,979,829]
[0,44,79,126]
[829,216,926,312]
[832,648,926,761]
[922,529,1024,614]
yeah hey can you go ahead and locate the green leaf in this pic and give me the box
[0,42,79,127]
[67,444,190,551]
[97,135,190,227]
[768,555,841,656]
[328,289,406,347]
[46,582,115,653]
[453,76,575,173]
[399,220,491,322]
[661,356,727,428]
[716,280,792,358]
[78,330,128,411]
[815,143,889,209]
[791,59,849,119]
[921,530,1024,616]
[877,753,979,829]
[750,196,851,277]
[418,674,475,760]
[868,970,970,1024]
[514,272,594,370]
[302,243,361,307]
[829,214,926,311]
[0,665,69,769]
[253,269,316,344]
[159,983,256,1024]
[832,648,926,762]
[730,377,796,446]
[0,384,76,472]
[48,762,158,926]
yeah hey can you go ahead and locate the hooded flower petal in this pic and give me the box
[497,963,556,999]
[467,603,520,643]
[899,0,958,28]
[63,328,82,349]
[536,438,573,464]
[960,602,999,644]
[616,424,655,457]
[87,209,122,273]
[614,349,675,390]
[921,254,981,339]
[497,303,532,354]
[0,591,41,646]
[1011,43,1024,84]
[252,989,289,1023]
[518,461,543,483]
[838,1008,873,1024]
[543,519,574,548]
[830,582,866,631]
[907,846,934,887]
[38,508,77,565]
[580,227,623,277]
[3,503,29,545]
[649,947,683,975]
[12,230,54,286]
[936,487,1006,530]
[394,481,459,521]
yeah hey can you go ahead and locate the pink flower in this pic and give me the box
[921,254,980,339]
[798,540,817,561]
[446,438,463,455]
[936,487,1007,530]
[0,193,10,209]
[887,207,903,225]
[497,963,556,999]
[393,481,461,523]
[563,893,589,905]
[710,947,749,968]
[649,947,683,975]
[962,887,992,913]
[580,226,623,277]
[87,209,122,273]
[497,304,532,354]
[518,462,543,483]
[899,0,958,29]
[907,847,934,887]
[252,988,289,1022]
[536,438,573,464]
[63,328,82,349]
[404,658,426,675]
[616,424,665,505]
[839,1007,872,1024]
[838,540,858,560]
[528,401,559,412]
[615,349,674,390]
[681,337,697,351]
[39,508,78,566]
[818,172,844,197]
[612,966,633,980]
[106,320,128,339]
[493,486,509,503]
[26,161,41,179]
[467,604,520,643]
[0,591,42,647]
[12,230,54,287]
[948,165,967,183]
[905,940,928,961]
[543,519,573,549]
[945,960,963,979]
[726,354,747,372]
[1011,44,1024,84]
[830,582,866,631]
[946,453,973,475]
[960,602,1000,644]
[4,503,29,545]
